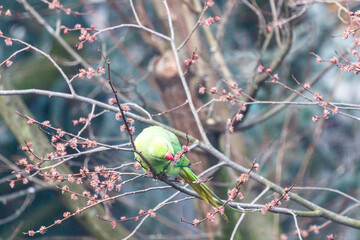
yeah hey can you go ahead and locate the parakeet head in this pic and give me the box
[149,137,174,160]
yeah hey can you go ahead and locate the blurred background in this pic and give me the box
[0,0,360,239]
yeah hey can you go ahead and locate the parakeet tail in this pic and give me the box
[179,167,229,222]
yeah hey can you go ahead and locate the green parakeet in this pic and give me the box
[134,126,228,221]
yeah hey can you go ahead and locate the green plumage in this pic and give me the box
[134,126,187,175]
[134,126,228,221]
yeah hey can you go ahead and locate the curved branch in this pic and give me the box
[1,89,360,228]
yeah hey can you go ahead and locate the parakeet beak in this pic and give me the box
[164,151,174,160]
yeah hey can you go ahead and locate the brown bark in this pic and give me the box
[152,50,220,238]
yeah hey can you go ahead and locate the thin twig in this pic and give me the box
[230,187,270,240]
[0,46,30,67]
[288,210,303,240]
[177,5,208,51]
[162,0,211,145]
[293,186,360,204]
[105,58,157,177]
[0,193,35,225]
[0,36,75,95]
[152,100,189,117]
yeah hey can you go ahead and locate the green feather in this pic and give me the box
[134,126,231,221]
[179,167,229,222]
